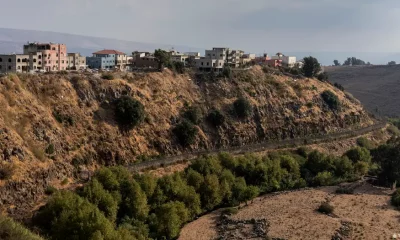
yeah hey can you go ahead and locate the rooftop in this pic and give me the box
[93,49,126,55]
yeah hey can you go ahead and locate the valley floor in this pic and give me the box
[179,183,399,240]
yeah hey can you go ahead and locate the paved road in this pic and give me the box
[128,122,386,171]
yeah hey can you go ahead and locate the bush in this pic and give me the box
[302,56,321,77]
[233,97,252,118]
[207,109,225,127]
[115,96,145,129]
[53,111,74,126]
[345,147,371,164]
[221,67,232,78]
[306,102,313,108]
[221,207,238,216]
[387,125,400,136]
[392,189,400,207]
[0,215,44,240]
[321,90,340,111]
[61,178,69,185]
[101,73,114,80]
[317,202,334,214]
[45,143,55,155]
[0,163,15,180]
[335,187,354,194]
[356,137,375,150]
[173,119,198,147]
[45,186,57,195]
[182,106,202,125]
[317,72,329,81]
[334,83,345,91]
[314,171,334,186]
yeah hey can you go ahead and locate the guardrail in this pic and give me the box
[128,122,387,171]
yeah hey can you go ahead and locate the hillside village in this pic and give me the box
[0,42,302,73]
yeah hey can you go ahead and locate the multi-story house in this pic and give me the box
[170,51,201,67]
[67,53,86,70]
[23,42,67,71]
[271,53,297,68]
[0,53,42,73]
[131,51,158,68]
[195,47,250,71]
[86,50,128,70]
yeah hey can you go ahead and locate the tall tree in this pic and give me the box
[333,60,341,66]
[302,56,321,77]
[154,49,171,71]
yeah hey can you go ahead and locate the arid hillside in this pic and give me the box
[325,65,400,117]
[0,66,372,218]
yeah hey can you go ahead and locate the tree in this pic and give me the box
[199,174,223,210]
[33,191,120,240]
[154,49,171,71]
[182,106,202,125]
[233,97,252,118]
[119,179,149,221]
[343,57,366,66]
[78,178,119,222]
[152,201,189,240]
[0,215,44,240]
[345,147,371,164]
[302,56,321,77]
[388,61,396,66]
[372,142,400,186]
[317,72,329,81]
[173,119,198,147]
[333,60,341,66]
[115,96,145,130]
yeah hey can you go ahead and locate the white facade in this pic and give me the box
[271,55,297,67]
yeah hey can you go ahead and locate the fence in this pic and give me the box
[128,122,387,171]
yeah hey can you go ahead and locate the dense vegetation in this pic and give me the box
[32,147,375,239]
[302,56,321,78]
[321,90,340,111]
[0,215,44,240]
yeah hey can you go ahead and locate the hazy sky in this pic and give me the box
[1,0,400,53]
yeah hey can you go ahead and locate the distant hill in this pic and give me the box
[0,28,203,56]
[325,65,400,117]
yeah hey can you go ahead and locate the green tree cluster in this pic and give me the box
[34,148,371,239]
[115,96,146,130]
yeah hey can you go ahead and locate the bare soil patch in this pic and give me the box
[179,183,400,240]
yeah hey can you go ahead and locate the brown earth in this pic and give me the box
[179,183,400,240]
[0,66,372,218]
[325,65,400,118]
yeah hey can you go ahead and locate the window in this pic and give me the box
[38,55,42,59]
[219,63,222,66]
[0,58,2,62]
[56,54,59,57]
[8,66,11,70]
[33,59,37,63]
[56,60,58,64]
[220,54,223,57]
[38,61,41,65]
[34,66,37,69]
[8,58,11,63]
[52,47,56,50]
[17,58,21,62]
[201,62,203,66]
[44,61,47,64]
[66,61,68,64]
[62,60,64,63]
[0,65,2,69]
[44,54,47,57]
[49,60,51,64]
[207,62,209,66]
[213,54,215,56]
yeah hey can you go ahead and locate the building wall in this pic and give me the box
[0,53,43,73]
[133,56,158,68]
[86,57,103,69]
[24,43,67,71]
[67,53,86,70]
[115,54,128,70]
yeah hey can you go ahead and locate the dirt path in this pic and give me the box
[179,183,400,240]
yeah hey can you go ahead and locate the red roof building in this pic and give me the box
[92,49,126,55]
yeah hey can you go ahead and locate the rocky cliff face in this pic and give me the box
[0,66,372,218]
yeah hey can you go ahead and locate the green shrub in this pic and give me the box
[53,111,74,126]
[101,73,114,80]
[207,109,225,127]
[317,202,334,214]
[345,147,371,164]
[317,72,329,81]
[334,83,344,91]
[61,178,69,185]
[115,96,145,129]
[173,119,198,147]
[391,189,400,207]
[0,215,44,240]
[335,187,354,194]
[314,171,334,186]
[45,143,55,155]
[221,67,232,78]
[221,207,238,216]
[45,186,57,195]
[321,90,340,110]
[306,102,313,108]
[0,163,15,180]
[233,97,252,118]
[387,125,400,136]
[182,106,202,125]
[356,137,375,150]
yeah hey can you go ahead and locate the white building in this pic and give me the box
[271,53,297,68]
